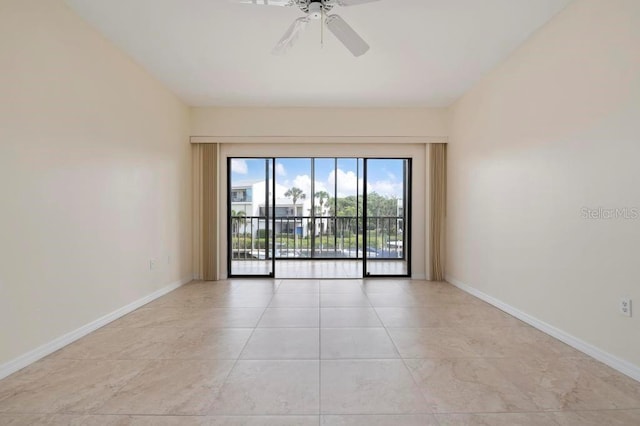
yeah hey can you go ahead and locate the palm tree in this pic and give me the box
[314,191,329,216]
[284,187,306,216]
[314,190,330,236]
[284,187,306,250]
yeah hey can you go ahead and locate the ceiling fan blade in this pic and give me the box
[230,0,294,6]
[325,14,370,57]
[336,0,381,6]
[272,17,310,55]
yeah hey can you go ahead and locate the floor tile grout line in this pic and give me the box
[50,354,596,361]
[83,358,157,416]
[366,287,436,414]
[368,287,628,415]
[5,410,640,419]
[319,293,323,418]
[201,279,278,415]
[91,282,264,415]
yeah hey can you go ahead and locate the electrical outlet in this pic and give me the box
[150,259,157,271]
[620,298,632,317]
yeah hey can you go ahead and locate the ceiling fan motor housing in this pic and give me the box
[295,0,335,16]
[308,2,322,19]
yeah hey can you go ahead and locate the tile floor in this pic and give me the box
[1,279,640,425]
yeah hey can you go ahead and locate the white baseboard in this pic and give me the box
[446,275,640,383]
[0,276,192,381]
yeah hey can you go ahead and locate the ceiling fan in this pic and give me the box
[234,0,380,57]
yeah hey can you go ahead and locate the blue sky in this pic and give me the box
[231,158,405,198]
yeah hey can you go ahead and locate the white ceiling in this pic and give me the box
[65,0,572,107]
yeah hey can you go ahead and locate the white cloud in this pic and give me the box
[231,159,248,174]
[292,175,311,198]
[328,169,363,198]
[280,175,329,201]
[327,168,403,198]
[276,163,287,177]
[314,180,328,194]
[369,180,403,198]
[264,168,404,210]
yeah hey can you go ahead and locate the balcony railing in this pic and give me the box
[230,216,405,261]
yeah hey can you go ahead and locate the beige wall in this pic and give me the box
[191,107,448,137]
[448,0,640,369]
[0,0,192,367]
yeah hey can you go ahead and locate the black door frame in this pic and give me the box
[363,158,412,278]
[227,157,276,278]
[227,156,412,279]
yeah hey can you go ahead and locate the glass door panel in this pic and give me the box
[335,158,363,260]
[274,158,312,261]
[312,158,337,258]
[364,158,410,277]
[228,158,275,277]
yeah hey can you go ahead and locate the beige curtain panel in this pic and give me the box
[192,143,218,281]
[429,143,447,281]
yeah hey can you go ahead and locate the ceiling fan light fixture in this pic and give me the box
[308,2,322,19]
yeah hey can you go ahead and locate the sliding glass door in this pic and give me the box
[228,158,275,277]
[364,159,411,277]
[228,157,410,279]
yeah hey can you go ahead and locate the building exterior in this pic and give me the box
[230,181,314,239]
